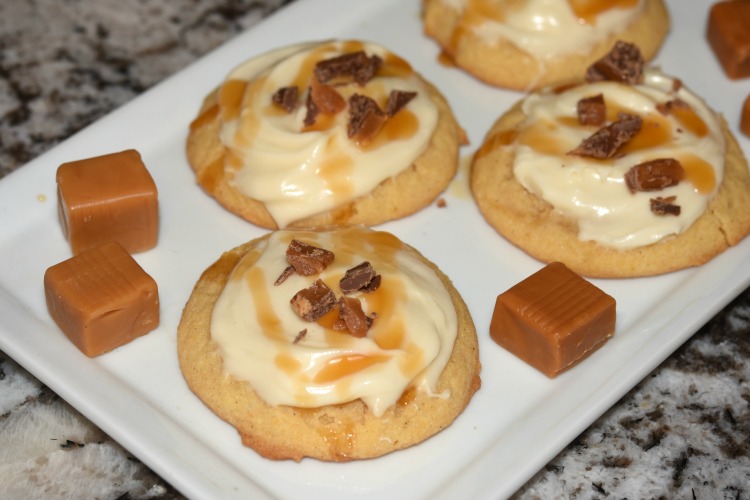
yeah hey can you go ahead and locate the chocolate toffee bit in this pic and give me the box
[569,113,642,159]
[338,296,369,337]
[347,93,387,144]
[585,41,644,85]
[576,94,606,127]
[293,328,308,344]
[340,261,380,294]
[286,239,335,276]
[655,98,690,116]
[303,90,319,126]
[309,78,346,115]
[650,196,681,216]
[386,90,417,117]
[624,158,685,193]
[274,265,295,286]
[290,279,337,321]
[272,86,299,113]
[314,51,383,86]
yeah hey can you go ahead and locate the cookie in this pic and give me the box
[186,40,463,229]
[423,0,670,90]
[177,226,481,461]
[470,44,750,278]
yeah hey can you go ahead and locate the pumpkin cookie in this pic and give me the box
[177,226,481,461]
[423,0,670,90]
[470,42,750,277]
[186,40,463,229]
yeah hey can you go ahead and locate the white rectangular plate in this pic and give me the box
[2,1,749,498]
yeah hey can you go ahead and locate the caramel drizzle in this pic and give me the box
[479,92,716,194]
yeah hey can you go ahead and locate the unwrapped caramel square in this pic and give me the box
[56,149,158,255]
[44,241,159,357]
[707,0,750,79]
[490,262,616,378]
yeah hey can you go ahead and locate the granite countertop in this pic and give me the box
[1,0,749,498]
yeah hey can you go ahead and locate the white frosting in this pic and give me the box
[210,227,458,417]
[217,41,439,228]
[511,69,725,249]
[445,0,644,58]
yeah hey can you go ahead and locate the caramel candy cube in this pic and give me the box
[490,262,616,378]
[44,241,160,357]
[57,149,158,255]
[707,0,750,79]
[741,94,750,138]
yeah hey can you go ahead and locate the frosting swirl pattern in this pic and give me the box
[216,41,439,227]
[210,226,458,417]
[506,69,725,249]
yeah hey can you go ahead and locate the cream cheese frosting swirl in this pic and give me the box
[442,0,644,58]
[510,69,725,249]
[215,41,439,228]
[209,226,458,417]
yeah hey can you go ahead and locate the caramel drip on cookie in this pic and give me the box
[190,104,218,131]
[677,153,716,194]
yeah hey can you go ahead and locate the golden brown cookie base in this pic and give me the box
[186,76,463,230]
[177,232,481,462]
[423,0,670,91]
[470,101,750,278]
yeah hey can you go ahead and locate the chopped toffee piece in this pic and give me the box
[490,262,616,378]
[272,86,299,113]
[386,90,417,117]
[338,296,369,337]
[436,198,447,208]
[585,41,645,85]
[286,240,335,276]
[576,94,606,127]
[339,261,380,294]
[314,51,383,86]
[624,158,684,193]
[293,328,308,344]
[655,98,690,116]
[568,113,642,159]
[290,279,337,321]
[707,0,750,79]
[303,90,319,127]
[274,265,295,286]
[348,94,387,144]
[309,78,346,115]
[650,196,681,216]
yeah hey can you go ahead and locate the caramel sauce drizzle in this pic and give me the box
[476,93,717,194]
[240,229,430,392]
[677,153,716,194]
[446,0,638,55]
[568,0,639,23]
[313,354,390,383]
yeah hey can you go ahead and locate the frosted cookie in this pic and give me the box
[177,226,481,461]
[186,40,463,229]
[422,0,669,90]
[470,43,750,278]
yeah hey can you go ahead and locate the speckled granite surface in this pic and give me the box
[1,0,749,499]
